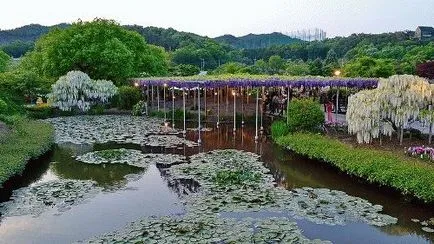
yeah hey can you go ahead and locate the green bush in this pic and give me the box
[287,98,324,132]
[0,98,7,114]
[25,104,55,119]
[0,117,54,185]
[271,120,290,139]
[132,101,146,116]
[87,104,105,115]
[149,109,194,120]
[118,86,141,110]
[276,132,434,202]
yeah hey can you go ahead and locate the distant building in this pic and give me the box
[415,26,434,40]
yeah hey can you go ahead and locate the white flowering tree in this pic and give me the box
[347,75,433,144]
[48,71,118,112]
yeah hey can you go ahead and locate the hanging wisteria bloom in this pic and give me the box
[347,75,433,144]
[48,71,118,112]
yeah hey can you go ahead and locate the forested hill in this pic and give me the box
[0,23,300,55]
[124,25,209,51]
[214,32,301,49]
[0,23,69,44]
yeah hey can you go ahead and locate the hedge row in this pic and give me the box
[0,117,54,186]
[276,132,434,202]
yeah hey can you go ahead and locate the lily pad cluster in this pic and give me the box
[46,115,178,144]
[411,218,434,233]
[141,135,198,148]
[83,150,397,243]
[76,149,186,169]
[0,180,101,217]
[170,150,397,227]
[83,214,327,244]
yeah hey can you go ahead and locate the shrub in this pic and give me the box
[118,86,141,110]
[276,132,434,202]
[0,98,7,114]
[132,101,146,116]
[287,98,324,132]
[25,104,55,119]
[271,120,289,139]
[87,104,105,115]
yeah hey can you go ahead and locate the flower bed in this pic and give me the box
[407,146,434,162]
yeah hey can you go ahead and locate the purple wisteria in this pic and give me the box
[407,146,434,161]
[133,75,378,89]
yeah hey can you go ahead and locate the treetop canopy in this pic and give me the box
[134,75,378,89]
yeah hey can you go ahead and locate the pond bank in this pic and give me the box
[275,132,434,203]
[0,117,54,186]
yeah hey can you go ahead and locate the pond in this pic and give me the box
[0,115,433,243]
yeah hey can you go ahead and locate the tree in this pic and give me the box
[254,59,268,73]
[212,62,246,74]
[48,71,117,112]
[343,56,395,78]
[309,58,323,76]
[416,61,434,80]
[347,75,433,144]
[169,64,200,76]
[268,55,285,74]
[21,19,168,85]
[0,50,11,72]
[1,41,34,58]
[285,60,310,76]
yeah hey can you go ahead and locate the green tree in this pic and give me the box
[268,55,285,74]
[212,62,246,74]
[254,59,268,73]
[0,50,11,72]
[309,58,324,76]
[21,19,168,85]
[285,60,310,76]
[169,64,200,76]
[343,56,395,78]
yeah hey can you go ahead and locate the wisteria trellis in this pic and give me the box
[134,75,378,89]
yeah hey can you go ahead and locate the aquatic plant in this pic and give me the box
[212,169,261,186]
[45,115,178,145]
[0,180,101,217]
[76,149,186,169]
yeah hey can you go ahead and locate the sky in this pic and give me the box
[1,0,433,38]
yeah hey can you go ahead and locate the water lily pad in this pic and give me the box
[0,180,101,217]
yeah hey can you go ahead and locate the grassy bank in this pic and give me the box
[0,117,54,186]
[275,132,434,202]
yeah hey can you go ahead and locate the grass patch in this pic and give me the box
[0,117,54,186]
[275,132,434,203]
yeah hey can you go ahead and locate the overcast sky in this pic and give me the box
[1,0,433,37]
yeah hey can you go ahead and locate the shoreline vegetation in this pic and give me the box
[275,132,434,203]
[0,117,54,186]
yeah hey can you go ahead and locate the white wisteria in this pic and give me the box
[48,71,118,112]
[347,75,433,144]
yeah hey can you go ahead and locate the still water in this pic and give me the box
[0,122,433,243]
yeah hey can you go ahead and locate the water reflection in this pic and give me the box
[0,120,433,243]
[50,145,144,190]
[181,121,434,242]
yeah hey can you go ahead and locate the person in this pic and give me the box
[326,101,334,123]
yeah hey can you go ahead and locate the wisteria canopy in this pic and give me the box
[134,75,378,89]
